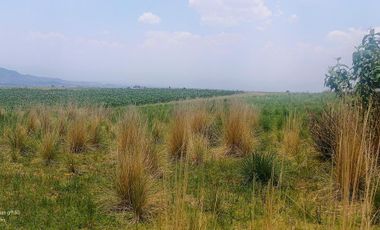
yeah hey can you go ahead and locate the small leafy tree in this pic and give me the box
[325,57,352,96]
[325,29,380,104]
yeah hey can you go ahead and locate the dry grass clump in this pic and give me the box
[281,112,301,156]
[26,109,40,134]
[67,117,88,153]
[190,107,212,136]
[331,101,380,228]
[188,134,209,165]
[151,121,165,144]
[168,109,190,160]
[116,149,157,221]
[5,124,29,156]
[0,106,5,118]
[39,108,53,134]
[118,109,145,153]
[118,109,162,176]
[223,103,256,156]
[40,130,59,164]
[309,106,338,160]
[88,116,105,149]
[115,110,160,221]
[56,117,68,138]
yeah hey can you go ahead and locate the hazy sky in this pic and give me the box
[0,0,379,91]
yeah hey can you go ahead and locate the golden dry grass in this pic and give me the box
[168,109,190,160]
[188,134,209,165]
[332,102,380,229]
[281,112,302,156]
[223,102,256,156]
[116,109,160,221]
[67,116,88,153]
[26,109,40,134]
[40,130,59,164]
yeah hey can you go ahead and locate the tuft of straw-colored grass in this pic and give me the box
[5,124,29,156]
[115,109,160,221]
[168,109,190,160]
[88,116,104,149]
[223,102,256,156]
[26,109,40,134]
[190,108,212,137]
[331,101,380,229]
[281,112,301,156]
[67,117,88,153]
[40,130,59,164]
[188,134,209,165]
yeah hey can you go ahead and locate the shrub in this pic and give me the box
[223,103,255,156]
[242,152,280,185]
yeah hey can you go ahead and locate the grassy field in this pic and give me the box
[0,90,379,229]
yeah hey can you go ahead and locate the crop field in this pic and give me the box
[0,88,240,107]
[0,90,379,229]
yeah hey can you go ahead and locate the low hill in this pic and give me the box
[0,67,102,88]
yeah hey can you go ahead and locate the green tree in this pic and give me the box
[325,29,380,103]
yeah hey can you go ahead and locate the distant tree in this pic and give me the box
[325,29,380,104]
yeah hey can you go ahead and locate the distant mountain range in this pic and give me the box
[0,67,111,88]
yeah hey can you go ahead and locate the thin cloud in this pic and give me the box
[138,12,161,25]
[189,0,272,26]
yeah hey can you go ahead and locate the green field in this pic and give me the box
[0,90,379,229]
[0,88,240,107]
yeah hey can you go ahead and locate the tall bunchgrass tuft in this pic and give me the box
[151,121,165,144]
[168,109,189,160]
[26,109,40,134]
[334,102,367,199]
[118,108,145,153]
[67,117,88,153]
[310,106,338,160]
[0,106,5,118]
[5,125,29,156]
[281,112,301,155]
[241,152,280,186]
[223,103,256,156]
[40,130,60,164]
[116,109,159,221]
[88,116,105,149]
[56,116,68,138]
[332,101,380,228]
[38,107,53,133]
[190,107,211,137]
[188,134,209,165]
